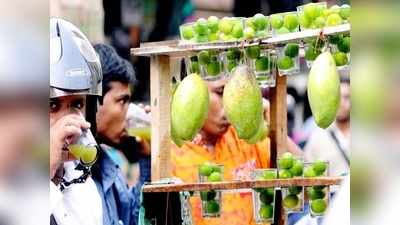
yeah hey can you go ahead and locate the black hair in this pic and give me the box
[94,43,136,104]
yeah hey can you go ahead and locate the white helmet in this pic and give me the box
[50,18,102,98]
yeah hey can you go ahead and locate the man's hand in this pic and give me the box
[50,114,90,179]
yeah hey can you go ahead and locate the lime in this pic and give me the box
[283,14,299,31]
[312,186,326,192]
[312,160,327,176]
[263,170,277,180]
[305,47,321,61]
[338,36,350,53]
[283,194,299,209]
[304,3,319,19]
[206,200,220,213]
[330,5,341,14]
[284,43,299,58]
[254,13,268,31]
[290,160,304,177]
[334,52,348,66]
[200,190,217,201]
[219,17,234,34]
[198,50,210,65]
[278,152,295,169]
[328,34,343,45]
[244,27,255,39]
[227,48,241,60]
[208,171,222,182]
[322,9,331,18]
[314,17,325,28]
[195,34,208,43]
[199,162,213,176]
[232,23,244,38]
[255,56,270,71]
[304,167,317,177]
[259,204,274,219]
[190,61,200,74]
[80,146,97,165]
[245,46,261,59]
[207,16,219,33]
[339,4,351,20]
[311,199,327,214]
[278,56,294,70]
[195,18,208,35]
[190,55,198,62]
[181,25,194,40]
[308,188,325,200]
[227,60,237,72]
[270,15,283,30]
[277,27,290,34]
[326,13,343,26]
[255,30,268,38]
[288,186,302,195]
[279,169,293,179]
[260,190,274,204]
[208,32,218,42]
[266,188,275,196]
[299,12,311,28]
[245,17,256,29]
[207,61,221,76]
[211,164,222,173]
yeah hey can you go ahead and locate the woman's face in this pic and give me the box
[49,95,86,125]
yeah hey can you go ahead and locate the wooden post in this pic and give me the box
[270,71,288,225]
[150,55,172,181]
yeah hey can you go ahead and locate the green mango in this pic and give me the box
[171,73,209,142]
[245,120,269,144]
[307,52,340,128]
[223,65,263,139]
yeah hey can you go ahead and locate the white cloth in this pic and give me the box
[322,176,350,225]
[50,161,103,225]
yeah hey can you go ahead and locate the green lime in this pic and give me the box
[338,36,350,53]
[255,30,268,38]
[270,14,283,30]
[245,17,256,29]
[266,188,275,196]
[208,32,218,42]
[304,167,317,177]
[253,13,268,31]
[339,4,351,20]
[311,199,327,214]
[263,170,277,180]
[181,25,194,40]
[255,56,270,71]
[227,60,237,72]
[326,13,343,26]
[260,190,274,204]
[330,5,341,14]
[299,12,311,28]
[206,200,220,213]
[227,48,241,60]
[279,169,293,179]
[208,171,222,182]
[308,188,325,200]
[259,204,274,219]
[195,34,208,43]
[190,55,198,62]
[312,160,327,176]
[198,50,210,65]
[314,17,326,28]
[243,27,255,39]
[199,162,213,176]
[219,17,234,34]
[312,186,326,192]
[322,9,331,18]
[207,61,221,76]
[207,16,219,33]
[305,47,321,61]
[283,194,299,209]
[277,27,290,34]
[278,152,295,169]
[278,56,294,70]
[211,164,222,173]
[283,14,299,31]
[190,61,200,73]
[232,23,244,38]
[288,186,302,195]
[304,3,319,19]
[195,18,208,35]
[290,160,304,177]
[328,34,343,45]
[334,51,348,66]
[246,46,261,59]
[200,190,217,201]
[284,43,299,58]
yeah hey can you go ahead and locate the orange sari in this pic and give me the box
[171,126,271,225]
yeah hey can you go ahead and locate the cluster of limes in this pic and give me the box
[254,170,278,220]
[330,34,350,67]
[278,43,300,71]
[245,46,272,74]
[278,152,304,210]
[199,162,223,214]
[298,3,351,30]
[304,160,329,215]
[226,48,244,72]
[304,37,325,65]
[196,50,224,77]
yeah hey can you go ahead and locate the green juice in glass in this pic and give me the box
[128,127,151,140]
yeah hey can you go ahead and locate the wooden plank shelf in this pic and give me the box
[142,176,344,193]
[131,24,350,57]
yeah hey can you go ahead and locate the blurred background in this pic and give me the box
[2,0,400,224]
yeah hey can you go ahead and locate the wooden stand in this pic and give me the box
[131,24,350,225]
